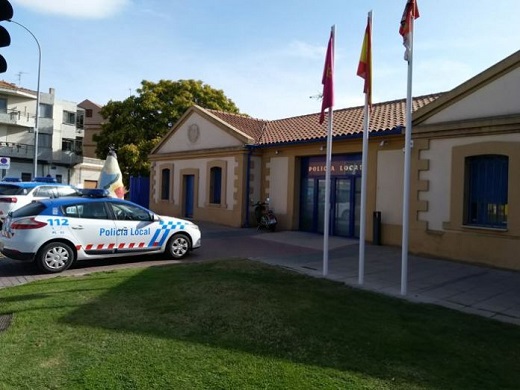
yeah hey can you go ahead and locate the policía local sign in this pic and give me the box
[306,155,362,177]
[0,157,10,169]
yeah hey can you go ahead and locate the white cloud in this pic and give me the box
[13,0,129,19]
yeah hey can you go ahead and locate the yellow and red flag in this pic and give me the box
[357,12,372,106]
[399,0,420,61]
[319,29,334,124]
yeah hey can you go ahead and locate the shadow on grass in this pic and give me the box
[59,259,520,389]
[0,293,49,304]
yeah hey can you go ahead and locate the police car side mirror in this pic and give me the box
[151,213,159,221]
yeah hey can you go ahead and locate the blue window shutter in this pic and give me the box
[466,155,508,228]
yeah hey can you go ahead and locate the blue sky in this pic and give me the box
[3,0,520,120]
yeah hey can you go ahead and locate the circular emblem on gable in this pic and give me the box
[188,124,200,143]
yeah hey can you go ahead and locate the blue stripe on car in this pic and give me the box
[148,220,185,247]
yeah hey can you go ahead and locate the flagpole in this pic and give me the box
[323,107,333,276]
[322,25,335,277]
[358,96,370,284]
[358,11,372,285]
[401,16,415,296]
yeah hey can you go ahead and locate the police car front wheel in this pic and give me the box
[167,233,191,259]
[37,242,75,273]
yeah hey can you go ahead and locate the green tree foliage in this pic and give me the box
[94,79,241,180]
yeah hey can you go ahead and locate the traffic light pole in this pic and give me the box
[8,20,41,178]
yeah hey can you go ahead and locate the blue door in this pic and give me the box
[183,175,194,219]
[299,155,362,238]
[299,176,360,238]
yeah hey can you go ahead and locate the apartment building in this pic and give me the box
[0,81,102,185]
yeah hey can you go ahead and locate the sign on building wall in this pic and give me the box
[305,155,362,177]
[0,156,10,169]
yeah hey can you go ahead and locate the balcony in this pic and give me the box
[51,149,83,166]
[0,110,36,128]
[0,142,52,162]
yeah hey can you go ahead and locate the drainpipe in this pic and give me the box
[244,145,253,227]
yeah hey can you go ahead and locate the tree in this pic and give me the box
[94,79,241,181]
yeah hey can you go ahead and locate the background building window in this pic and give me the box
[161,168,170,200]
[39,103,52,118]
[75,138,83,154]
[63,111,76,125]
[62,139,74,152]
[0,97,7,113]
[210,166,222,204]
[76,110,84,128]
[464,154,508,228]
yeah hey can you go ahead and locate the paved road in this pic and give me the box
[0,223,310,288]
[1,221,519,326]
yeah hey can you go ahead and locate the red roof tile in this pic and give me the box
[0,80,36,95]
[207,110,269,141]
[210,93,443,145]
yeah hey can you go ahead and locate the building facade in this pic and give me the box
[404,50,520,270]
[149,50,520,271]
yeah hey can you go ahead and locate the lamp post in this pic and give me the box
[8,20,41,178]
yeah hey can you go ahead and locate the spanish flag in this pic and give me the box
[357,12,372,106]
[98,149,125,199]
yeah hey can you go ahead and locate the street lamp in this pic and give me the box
[8,20,41,178]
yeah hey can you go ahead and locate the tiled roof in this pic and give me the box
[207,110,269,142]
[210,93,443,146]
[0,80,37,96]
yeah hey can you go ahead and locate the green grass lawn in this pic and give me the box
[0,259,519,389]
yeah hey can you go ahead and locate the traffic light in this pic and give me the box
[0,0,13,73]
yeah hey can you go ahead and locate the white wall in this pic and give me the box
[69,162,104,188]
[157,115,244,153]
[425,67,520,124]
[52,99,79,149]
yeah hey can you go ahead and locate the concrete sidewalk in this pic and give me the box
[248,230,520,326]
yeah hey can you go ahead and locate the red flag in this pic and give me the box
[319,29,334,124]
[399,0,420,61]
[357,13,372,106]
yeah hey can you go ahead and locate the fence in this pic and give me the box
[129,175,150,208]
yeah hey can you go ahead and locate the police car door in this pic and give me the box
[63,201,118,256]
[108,201,159,254]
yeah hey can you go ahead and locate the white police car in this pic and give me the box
[0,177,81,227]
[0,189,201,273]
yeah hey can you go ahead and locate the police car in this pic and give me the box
[0,177,81,227]
[0,190,201,273]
